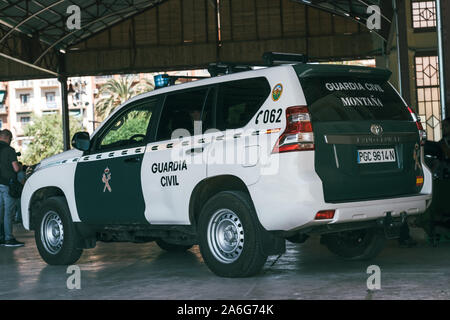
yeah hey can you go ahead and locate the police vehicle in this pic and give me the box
[21,53,432,277]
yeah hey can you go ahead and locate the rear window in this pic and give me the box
[157,88,209,141]
[216,77,270,130]
[299,76,411,122]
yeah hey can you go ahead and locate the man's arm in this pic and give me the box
[8,148,20,173]
[12,161,20,173]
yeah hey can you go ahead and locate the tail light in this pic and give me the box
[407,106,426,145]
[315,210,335,220]
[273,106,314,153]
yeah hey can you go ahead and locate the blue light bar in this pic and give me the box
[154,74,170,89]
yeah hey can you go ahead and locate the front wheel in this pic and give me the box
[321,228,386,260]
[198,191,267,278]
[35,197,83,265]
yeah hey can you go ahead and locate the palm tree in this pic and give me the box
[95,76,154,121]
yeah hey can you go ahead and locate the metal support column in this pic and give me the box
[437,0,448,119]
[57,54,71,151]
[394,0,411,105]
[58,75,71,151]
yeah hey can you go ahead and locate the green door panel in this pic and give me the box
[74,152,147,224]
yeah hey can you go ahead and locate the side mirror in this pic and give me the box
[71,132,91,151]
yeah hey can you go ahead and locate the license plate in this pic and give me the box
[357,148,396,164]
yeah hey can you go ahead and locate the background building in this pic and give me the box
[4,70,206,153]
[7,77,94,152]
[0,82,9,131]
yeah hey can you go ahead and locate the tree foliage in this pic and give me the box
[22,114,85,165]
[101,110,152,148]
[95,77,154,122]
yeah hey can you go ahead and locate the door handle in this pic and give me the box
[186,147,204,155]
[124,156,142,163]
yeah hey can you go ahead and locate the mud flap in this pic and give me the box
[259,228,286,256]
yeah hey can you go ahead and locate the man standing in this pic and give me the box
[0,129,24,247]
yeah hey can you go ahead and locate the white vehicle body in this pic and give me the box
[21,62,433,276]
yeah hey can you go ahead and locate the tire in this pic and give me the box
[156,239,193,252]
[35,196,83,265]
[198,191,268,278]
[321,228,386,261]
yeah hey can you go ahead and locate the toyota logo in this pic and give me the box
[370,124,383,136]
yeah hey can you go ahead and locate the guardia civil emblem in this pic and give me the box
[102,167,112,192]
[272,83,283,101]
[370,124,383,136]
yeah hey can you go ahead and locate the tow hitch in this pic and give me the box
[377,212,407,239]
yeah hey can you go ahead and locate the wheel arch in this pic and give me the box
[188,175,252,229]
[27,186,66,230]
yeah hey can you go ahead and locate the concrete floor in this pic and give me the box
[1,225,450,300]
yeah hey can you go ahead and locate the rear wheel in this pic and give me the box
[156,239,193,252]
[321,228,386,260]
[35,197,83,265]
[198,191,267,277]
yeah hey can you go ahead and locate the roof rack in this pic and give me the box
[206,52,309,78]
[207,62,253,77]
[263,52,308,66]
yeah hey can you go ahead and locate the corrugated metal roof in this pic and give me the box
[0,0,166,50]
[0,0,167,76]
[292,0,392,40]
[0,0,392,78]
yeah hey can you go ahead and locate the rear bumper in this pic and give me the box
[293,193,432,233]
[250,152,433,232]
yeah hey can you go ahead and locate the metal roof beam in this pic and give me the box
[0,0,63,43]
[0,51,58,76]
[33,0,161,65]
[65,0,168,48]
[290,0,392,41]
[0,0,64,45]
[60,0,140,48]
[31,0,128,48]
[0,0,25,13]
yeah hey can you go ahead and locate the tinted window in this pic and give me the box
[299,76,411,122]
[157,88,208,141]
[216,77,270,130]
[202,88,215,133]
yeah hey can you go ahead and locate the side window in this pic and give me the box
[157,88,209,141]
[202,87,216,133]
[97,100,156,151]
[216,77,270,131]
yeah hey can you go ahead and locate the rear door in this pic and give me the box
[296,65,423,203]
[142,86,213,224]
